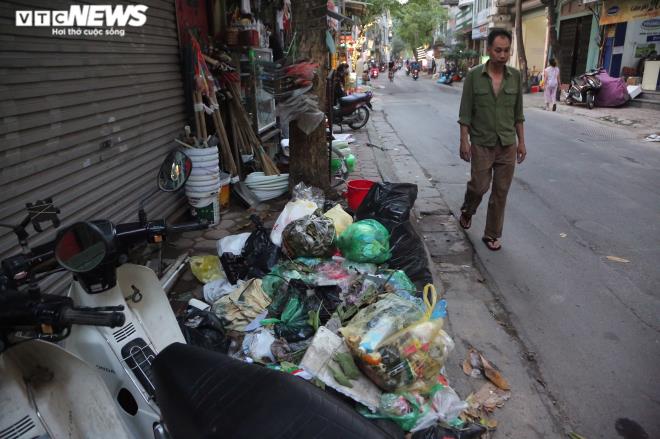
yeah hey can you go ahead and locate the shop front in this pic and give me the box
[557,0,600,83]
[521,7,548,78]
[600,0,660,87]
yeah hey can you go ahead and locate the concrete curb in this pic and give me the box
[365,110,568,438]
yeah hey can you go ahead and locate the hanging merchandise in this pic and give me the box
[188,35,238,177]
[336,219,391,264]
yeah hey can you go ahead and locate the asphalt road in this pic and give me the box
[372,71,660,439]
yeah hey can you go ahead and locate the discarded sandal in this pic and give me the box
[482,236,502,251]
[459,213,472,230]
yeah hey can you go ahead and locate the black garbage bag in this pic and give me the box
[220,215,281,284]
[219,253,249,285]
[355,183,432,292]
[411,423,487,439]
[243,215,281,279]
[266,279,315,342]
[178,307,230,354]
[389,221,433,292]
[355,183,418,231]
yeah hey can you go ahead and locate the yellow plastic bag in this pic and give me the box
[324,204,353,236]
[341,285,454,393]
[190,255,224,283]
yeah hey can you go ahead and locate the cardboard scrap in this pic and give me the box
[462,348,510,390]
[300,326,382,412]
[462,382,511,425]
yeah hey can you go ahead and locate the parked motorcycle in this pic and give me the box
[437,68,454,85]
[565,69,602,109]
[0,150,208,439]
[412,68,419,81]
[334,91,373,131]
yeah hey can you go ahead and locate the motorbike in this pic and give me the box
[437,68,454,85]
[370,66,379,79]
[0,150,208,439]
[405,66,410,76]
[412,68,419,81]
[334,91,373,131]
[565,69,602,109]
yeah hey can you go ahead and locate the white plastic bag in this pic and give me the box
[217,232,251,256]
[270,199,318,246]
[242,328,277,363]
[203,277,241,303]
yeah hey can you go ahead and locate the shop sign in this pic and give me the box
[472,23,489,39]
[600,0,660,25]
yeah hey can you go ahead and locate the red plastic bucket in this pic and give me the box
[345,179,375,211]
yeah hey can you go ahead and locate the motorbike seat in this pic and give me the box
[339,93,367,106]
[153,343,403,439]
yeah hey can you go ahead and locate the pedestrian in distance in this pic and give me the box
[543,58,560,111]
[457,28,527,251]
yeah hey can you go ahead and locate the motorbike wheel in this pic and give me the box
[566,96,574,106]
[586,92,595,109]
[348,107,369,130]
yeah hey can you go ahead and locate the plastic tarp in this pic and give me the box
[595,69,630,107]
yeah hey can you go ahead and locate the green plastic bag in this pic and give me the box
[357,393,425,432]
[336,219,391,263]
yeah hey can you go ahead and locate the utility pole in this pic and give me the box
[289,0,330,192]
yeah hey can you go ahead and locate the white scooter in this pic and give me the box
[1,212,130,438]
[0,150,207,438]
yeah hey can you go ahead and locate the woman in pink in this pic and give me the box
[543,58,560,111]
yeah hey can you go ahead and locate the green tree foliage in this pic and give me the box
[393,0,447,53]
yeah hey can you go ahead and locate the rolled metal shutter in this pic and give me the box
[0,1,188,290]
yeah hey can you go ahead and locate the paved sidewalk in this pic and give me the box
[366,110,567,438]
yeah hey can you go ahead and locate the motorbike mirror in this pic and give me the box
[55,222,109,273]
[158,150,192,192]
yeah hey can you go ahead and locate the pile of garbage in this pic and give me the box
[179,181,494,436]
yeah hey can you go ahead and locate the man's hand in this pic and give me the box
[460,139,472,162]
[517,142,527,164]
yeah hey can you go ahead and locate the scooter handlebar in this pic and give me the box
[60,307,125,328]
[166,221,210,234]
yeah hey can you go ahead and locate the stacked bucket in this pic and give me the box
[184,146,221,224]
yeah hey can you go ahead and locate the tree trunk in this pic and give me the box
[546,1,561,66]
[515,0,529,89]
[289,0,330,192]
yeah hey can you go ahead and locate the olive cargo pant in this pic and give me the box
[461,143,517,239]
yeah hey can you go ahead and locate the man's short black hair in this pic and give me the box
[487,28,512,47]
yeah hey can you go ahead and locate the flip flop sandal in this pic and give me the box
[482,236,502,251]
[459,213,472,230]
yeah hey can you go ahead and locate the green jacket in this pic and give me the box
[458,62,525,147]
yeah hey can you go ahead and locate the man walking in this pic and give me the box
[457,29,526,251]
